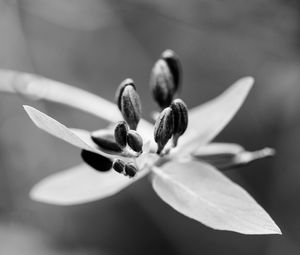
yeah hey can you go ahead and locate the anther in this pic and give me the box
[112,158,126,173]
[154,107,174,154]
[125,162,138,177]
[81,150,112,172]
[115,78,136,110]
[150,59,174,108]
[127,130,143,153]
[91,130,122,152]
[161,49,182,93]
[170,99,188,147]
[115,79,142,130]
[114,121,128,149]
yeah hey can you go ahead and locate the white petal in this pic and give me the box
[193,143,244,157]
[0,70,155,140]
[31,164,148,205]
[179,77,254,154]
[0,69,122,122]
[152,160,281,235]
[23,105,120,158]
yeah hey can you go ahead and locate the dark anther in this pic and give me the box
[115,78,136,110]
[114,121,128,149]
[125,162,137,177]
[91,130,122,152]
[112,159,126,173]
[115,79,142,130]
[161,49,182,93]
[170,99,188,147]
[154,107,174,154]
[127,130,143,153]
[81,150,112,172]
[150,59,174,108]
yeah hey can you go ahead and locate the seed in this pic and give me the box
[127,130,143,153]
[114,121,128,148]
[81,150,112,172]
[125,163,137,177]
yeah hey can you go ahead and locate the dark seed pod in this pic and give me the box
[116,79,142,130]
[154,107,174,154]
[114,121,128,149]
[112,159,126,173]
[171,99,188,135]
[161,49,182,93]
[171,99,188,146]
[125,162,137,177]
[115,78,135,111]
[127,130,143,153]
[91,130,122,152]
[81,150,112,172]
[150,59,174,108]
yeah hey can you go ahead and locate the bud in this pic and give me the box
[115,79,142,130]
[115,78,135,110]
[112,158,126,173]
[81,150,112,172]
[114,121,128,149]
[91,130,122,152]
[161,49,182,93]
[150,59,174,108]
[127,130,143,153]
[125,162,137,177]
[171,99,188,146]
[154,107,174,154]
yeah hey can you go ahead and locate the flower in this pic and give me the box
[0,51,281,235]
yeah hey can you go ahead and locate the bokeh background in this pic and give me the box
[0,0,299,254]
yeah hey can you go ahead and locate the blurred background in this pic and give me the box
[0,0,299,254]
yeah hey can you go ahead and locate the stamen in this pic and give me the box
[114,121,129,149]
[170,99,188,147]
[115,79,142,130]
[81,150,112,172]
[154,107,174,154]
[112,159,126,173]
[115,78,136,110]
[161,49,182,93]
[150,59,174,108]
[127,130,143,153]
[125,163,138,177]
[91,130,122,152]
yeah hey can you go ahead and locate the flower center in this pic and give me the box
[84,50,188,178]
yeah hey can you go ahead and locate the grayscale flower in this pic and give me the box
[0,56,281,235]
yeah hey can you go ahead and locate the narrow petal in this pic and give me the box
[179,77,254,154]
[23,105,118,158]
[151,160,281,235]
[0,70,154,141]
[192,143,275,170]
[193,143,244,157]
[30,163,148,205]
[0,69,122,122]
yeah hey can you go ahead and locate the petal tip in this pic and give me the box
[29,184,46,204]
[270,223,282,235]
[29,183,72,206]
[240,76,255,88]
[23,105,36,119]
[23,104,32,112]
